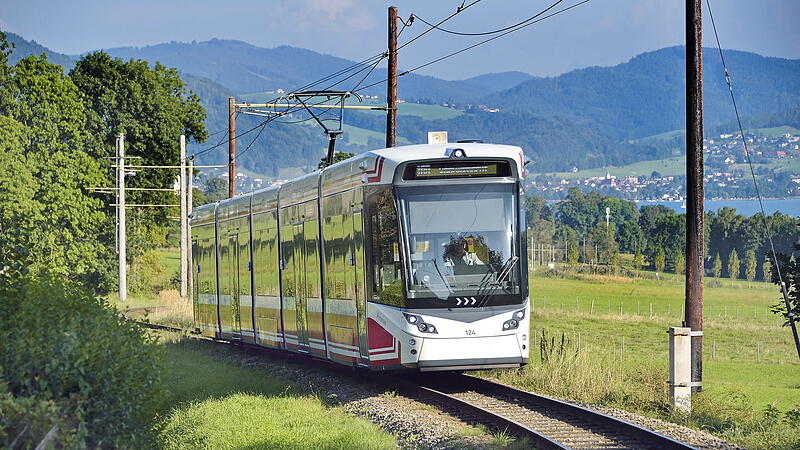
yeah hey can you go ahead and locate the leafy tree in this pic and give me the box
[204,177,228,201]
[525,195,553,226]
[655,248,666,274]
[0,53,112,289]
[745,249,757,283]
[768,243,800,327]
[616,219,645,254]
[675,252,686,275]
[728,248,740,282]
[762,259,772,282]
[633,248,644,273]
[70,52,207,259]
[318,151,355,169]
[645,213,685,271]
[589,223,618,265]
[712,253,723,278]
[567,240,579,266]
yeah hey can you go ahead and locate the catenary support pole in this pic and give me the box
[386,6,398,148]
[228,97,236,198]
[187,158,194,300]
[685,0,704,392]
[179,134,188,298]
[117,133,127,303]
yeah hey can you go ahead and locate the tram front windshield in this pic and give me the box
[397,183,521,306]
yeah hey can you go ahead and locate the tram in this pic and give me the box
[191,141,530,371]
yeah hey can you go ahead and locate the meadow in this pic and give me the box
[133,249,799,448]
[477,269,799,449]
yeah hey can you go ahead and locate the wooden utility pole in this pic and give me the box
[228,96,236,198]
[179,134,188,298]
[684,0,704,392]
[187,158,194,300]
[386,6,398,148]
[117,133,127,303]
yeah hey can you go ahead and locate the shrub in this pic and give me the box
[129,249,167,294]
[0,369,80,449]
[0,277,163,447]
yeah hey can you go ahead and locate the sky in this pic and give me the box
[1,0,798,80]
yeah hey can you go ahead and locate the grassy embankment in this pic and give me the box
[478,270,799,449]
[154,332,396,449]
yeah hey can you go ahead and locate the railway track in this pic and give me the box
[394,372,694,449]
[133,320,695,449]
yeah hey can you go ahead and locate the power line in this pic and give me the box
[705,0,800,358]
[357,0,591,92]
[412,0,565,36]
[398,0,484,50]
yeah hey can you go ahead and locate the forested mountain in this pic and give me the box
[100,39,489,102]
[6,32,76,69]
[489,46,800,140]
[460,71,534,92]
[181,73,328,174]
[4,31,798,175]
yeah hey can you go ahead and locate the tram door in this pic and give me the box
[351,209,369,361]
[237,230,254,342]
[225,234,242,337]
[280,214,310,353]
[293,223,310,351]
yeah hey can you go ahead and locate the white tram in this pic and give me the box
[191,142,530,371]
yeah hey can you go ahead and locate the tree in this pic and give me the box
[762,259,772,283]
[318,151,355,169]
[745,249,757,284]
[655,248,666,274]
[768,243,800,327]
[0,53,112,289]
[616,219,645,254]
[675,252,685,275]
[712,253,723,279]
[727,249,740,283]
[633,248,644,273]
[203,177,228,201]
[567,240,579,266]
[70,52,207,259]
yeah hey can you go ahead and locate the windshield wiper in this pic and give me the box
[477,256,519,307]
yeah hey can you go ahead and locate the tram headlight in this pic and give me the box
[514,309,525,320]
[509,319,518,328]
[417,323,428,332]
[404,314,420,324]
[502,318,520,331]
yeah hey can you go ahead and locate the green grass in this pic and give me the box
[357,98,463,120]
[343,124,410,146]
[540,156,686,180]
[155,335,396,449]
[481,270,800,449]
[752,125,800,137]
[153,248,180,277]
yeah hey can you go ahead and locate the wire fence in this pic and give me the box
[529,326,798,365]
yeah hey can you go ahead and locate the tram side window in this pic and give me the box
[367,186,404,307]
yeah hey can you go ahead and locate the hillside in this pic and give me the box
[6,32,76,69]
[489,46,800,140]
[100,39,490,103]
[3,31,798,175]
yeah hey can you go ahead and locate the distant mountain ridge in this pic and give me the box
[3,31,799,175]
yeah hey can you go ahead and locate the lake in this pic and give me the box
[634,198,800,217]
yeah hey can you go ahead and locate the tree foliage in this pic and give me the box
[70,51,208,260]
[712,253,723,279]
[728,249,740,281]
[0,53,112,288]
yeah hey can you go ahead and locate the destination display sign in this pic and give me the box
[404,161,511,180]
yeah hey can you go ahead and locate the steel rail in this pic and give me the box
[405,373,695,449]
[127,319,694,449]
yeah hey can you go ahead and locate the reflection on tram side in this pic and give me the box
[190,142,530,371]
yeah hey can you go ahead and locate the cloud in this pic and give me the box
[298,0,376,32]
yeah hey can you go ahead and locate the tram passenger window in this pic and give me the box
[367,186,403,307]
